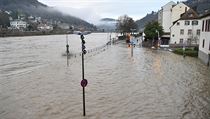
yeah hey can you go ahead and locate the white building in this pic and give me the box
[158,1,176,33]
[170,9,201,45]
[158,1,190,45]
[10,20,27,29]
[158,2,190,33]
[199,13,210,65]
[37,24,53,31]
[171,2,189,23]
[58,23,70,30]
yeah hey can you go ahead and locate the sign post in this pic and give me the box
[80,34,88,116]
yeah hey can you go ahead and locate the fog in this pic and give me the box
[38,0,172,24]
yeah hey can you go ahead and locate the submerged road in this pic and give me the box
[0,34,210,119]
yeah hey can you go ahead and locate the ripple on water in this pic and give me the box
[0,34,210,119]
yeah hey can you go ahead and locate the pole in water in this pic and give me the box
[80,34,88,116]
[66,44,69,54]
[131,36,134,57]
[66,34,69,54]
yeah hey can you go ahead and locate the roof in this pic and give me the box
[170,8,199,28]
[180,8,199,20]
[172,2,188,8]
[199,12,210,19]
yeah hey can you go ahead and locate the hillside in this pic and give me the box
[184,0,210,15]
[135,11,158,31]
[100,18,116,22]
[0,0,95,30]
[96,18,117,32]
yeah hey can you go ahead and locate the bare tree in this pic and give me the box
[116,15,137,35]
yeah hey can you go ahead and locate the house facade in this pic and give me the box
[158,1,176,33]
[10,20,27,29]
[170,9,201,45]
[158,2,189,33]
[171,3,189,23]
[158,2,190,45]
[199,13,210,65]
[37,24,53,31]
[58,23,70,30]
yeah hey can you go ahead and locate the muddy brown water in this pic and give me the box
[0,33,210,119]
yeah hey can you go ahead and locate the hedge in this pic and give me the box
[173,48,198,57]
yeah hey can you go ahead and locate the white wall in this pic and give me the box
[199,16,210,55]
[171,3,189,23]
[161,1,176,33]
[10,20,27,29]
[170,19,201,44]
[162,11,172,33]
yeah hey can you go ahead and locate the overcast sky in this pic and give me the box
[38,0,175,24]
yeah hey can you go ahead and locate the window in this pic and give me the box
[202,20,205,31]
[188,29,192,35]
[185,21,190,25]
[208,19,210,32]
[209,42,210,50]
[187,39,191,44]
[197,29,200,35]
[192,20,198,25]
[206,19,209,32]
[180,39,183,44]
[177,22,180,25]
[205,20,208,32]
[180,29,184,35]
[203,39,205,48]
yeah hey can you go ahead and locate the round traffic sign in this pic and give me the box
[81,79,88,87]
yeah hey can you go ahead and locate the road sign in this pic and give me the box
[81,79,88,87]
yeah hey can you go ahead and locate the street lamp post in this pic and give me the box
[156,29,160,48]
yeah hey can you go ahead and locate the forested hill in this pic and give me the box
[0,0,95,30]
[184,0,210,15]
[135,11,158,31]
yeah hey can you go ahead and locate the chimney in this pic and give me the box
[185,7,188,12]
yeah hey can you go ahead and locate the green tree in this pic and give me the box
[116,15,138,34]
[144,21,163,40]
[0,12,10,28]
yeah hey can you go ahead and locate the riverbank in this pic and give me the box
[0,30,74,37]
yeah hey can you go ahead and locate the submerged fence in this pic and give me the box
[62,36,121,59]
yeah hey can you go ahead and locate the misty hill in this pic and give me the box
[100,18,116,22]
[96,18,117,32]
[135,11,158,31]
[0,0,95,30]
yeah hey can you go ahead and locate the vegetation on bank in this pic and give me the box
[144,21,163,40]
[116,15,138,34]
[173,48,198,57]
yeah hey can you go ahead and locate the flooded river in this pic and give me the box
[0,33,210,119]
